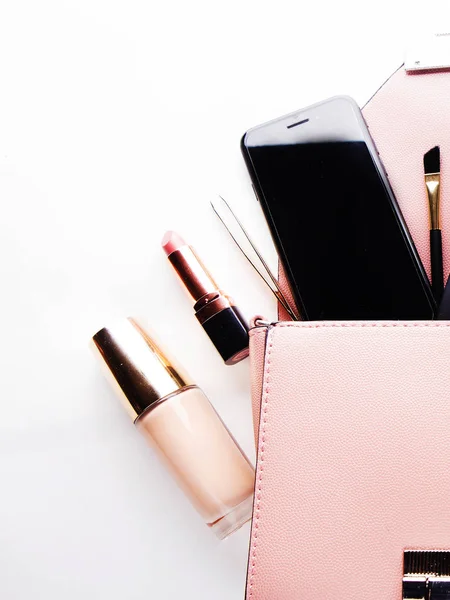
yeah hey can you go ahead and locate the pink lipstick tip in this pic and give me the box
[162,230,186,255]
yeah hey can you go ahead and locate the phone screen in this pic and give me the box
[243,97,435,320]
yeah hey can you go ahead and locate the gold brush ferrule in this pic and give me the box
[425,173,441,230]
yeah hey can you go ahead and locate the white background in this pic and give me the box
[0,2,448,598]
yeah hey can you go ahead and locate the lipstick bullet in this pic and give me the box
[162,231,249,365]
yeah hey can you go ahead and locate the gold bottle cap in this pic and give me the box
[92,317,193,421]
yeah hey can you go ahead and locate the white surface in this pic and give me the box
[0,2,448,598]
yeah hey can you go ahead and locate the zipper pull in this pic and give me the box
[250,316,273,328]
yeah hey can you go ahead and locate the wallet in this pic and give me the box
[247,320,450,600]
[247,67,450,600]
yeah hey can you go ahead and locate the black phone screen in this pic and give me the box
[243,100,434,320]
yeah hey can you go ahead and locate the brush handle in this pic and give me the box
[430,229,444,304]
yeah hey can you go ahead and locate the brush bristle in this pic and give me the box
[424,146,440,174]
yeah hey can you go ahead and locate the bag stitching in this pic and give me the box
[274,322,450,328]
[247,326,274,597]
[249,328,269,338]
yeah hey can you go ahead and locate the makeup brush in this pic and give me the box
[424,145,443,303]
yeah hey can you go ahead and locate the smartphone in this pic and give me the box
[241,96,436,320]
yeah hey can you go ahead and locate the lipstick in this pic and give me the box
[162,231,249,365]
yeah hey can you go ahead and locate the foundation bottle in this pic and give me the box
[92,317,255,539]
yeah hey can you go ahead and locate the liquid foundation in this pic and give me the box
[92,318,254,539]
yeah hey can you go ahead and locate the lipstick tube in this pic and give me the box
[162,231,249,365]
[92,318,255,539]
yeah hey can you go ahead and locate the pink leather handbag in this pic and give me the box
[247,67,450,599]
[247,320,450,600]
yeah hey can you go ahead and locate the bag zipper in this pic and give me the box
[253,317,274,328]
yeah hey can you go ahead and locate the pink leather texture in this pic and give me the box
[277,263,297,321]
[364,67,450,281]
[249,325,268,446]
[277,67,450,320]
[247,321,450,600]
